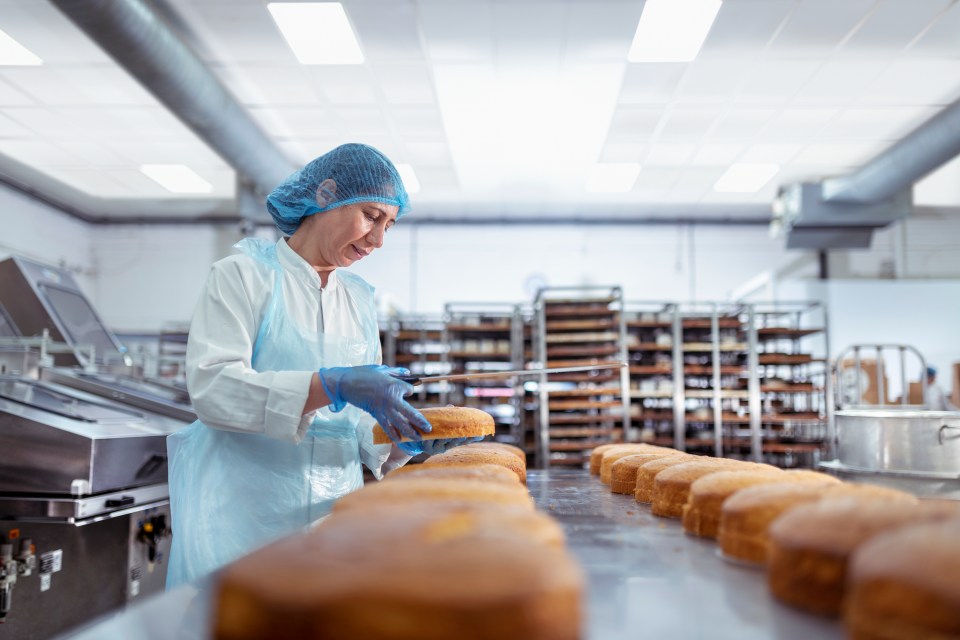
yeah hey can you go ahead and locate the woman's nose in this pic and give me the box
[368,224,385,248]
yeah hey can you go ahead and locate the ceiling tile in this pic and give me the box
[740,143,803,164]
[0,78,34,107]
[690,143,744,165]
[249,106,334,138]
[908,1,960,56]
[217,65,320,107]
[391,106,446,138]
[700,0,794,55]
[760,108,839,140]
[336,106,391,136]
[840,0,951,55]
[492,2,565,60]
[402,141,452,167]
[793,60,890,105]
[657,109,718,141]
[675,60,751,104]
[632,166,681,195]
[176,2,300,64]
[766,0,877,56]
[374,65,437,105]
[736,60,821,104]
[347,0,426,63]
[419,1,496,63]
[606,107,664,142]
[790,142,886,166]
[618,64,685,105]
[0,139,82,165]
[44,168,132,198]
[644,143,697,165]
[818,106,939,141]
[563,1,640,61]
[860,60,960,105]
[312,68,379,105]
[0,111,32,137]
[707,108,778,140]
[598,141,646,163]
[415,166,459,191]
[0,1,112,64]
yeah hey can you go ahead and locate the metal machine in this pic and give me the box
[821,344,960,499]
[0,255,194,637]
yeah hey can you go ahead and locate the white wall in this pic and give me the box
[0,183,94,291]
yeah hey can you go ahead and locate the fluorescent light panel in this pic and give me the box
[268,3,363,65]
[140,164,213,194]
[395,164,420,194]
[713,163,779,193]
[628,0,722,63]
[587,163,642,193]
[0,28,42,66]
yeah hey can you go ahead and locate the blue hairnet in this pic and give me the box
[927,366,937,377]
[266,143,410,235]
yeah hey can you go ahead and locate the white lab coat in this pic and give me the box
[926,383,957,411]
[185,237,410,477]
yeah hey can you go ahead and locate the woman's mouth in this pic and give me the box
[351,245,367,260]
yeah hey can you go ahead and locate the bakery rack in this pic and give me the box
[533,286,631,469]
[380,313,448,409]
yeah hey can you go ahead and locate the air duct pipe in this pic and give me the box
[822,97,960,204]
[51,0,296,203]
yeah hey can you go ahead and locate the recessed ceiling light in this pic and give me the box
[395,164,420,194]
[628,0,722,63]
[713,163,779,193]
[0,28,42,66]
[140,165,213,194]
[586,163,642,193]
[267,3,363,65]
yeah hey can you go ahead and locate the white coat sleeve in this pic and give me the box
[354,317,413,479]
[186,260,314,443]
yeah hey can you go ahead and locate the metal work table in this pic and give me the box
[63,469,842,639]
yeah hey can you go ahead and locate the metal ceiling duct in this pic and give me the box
[50,0,296,204]
[773,95,960,249]
[822,98,960,204]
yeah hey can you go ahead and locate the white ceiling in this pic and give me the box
[0,0,959,219]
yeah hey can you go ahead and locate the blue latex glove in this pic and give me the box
[318,365,432,443]
[398,436,485,457]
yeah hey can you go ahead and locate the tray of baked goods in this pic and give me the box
[66,424,959,640]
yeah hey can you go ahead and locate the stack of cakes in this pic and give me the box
[214,408,583,640]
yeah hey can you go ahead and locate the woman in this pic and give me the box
[166,143,473,588]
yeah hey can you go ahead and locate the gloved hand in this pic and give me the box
[397,436,484,457]
[318,365,432,444]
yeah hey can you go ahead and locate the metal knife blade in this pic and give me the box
[392,362,626,386]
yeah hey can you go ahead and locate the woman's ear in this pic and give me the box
[316,179,337,207]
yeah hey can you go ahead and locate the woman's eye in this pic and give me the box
[365,212,377,222]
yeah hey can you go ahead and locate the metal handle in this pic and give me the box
[393,375,422,386]
[938,424,960,446]
[105,496,135,508]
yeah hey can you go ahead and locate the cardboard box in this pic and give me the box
[839,357,890,405]
[952,362,960,408]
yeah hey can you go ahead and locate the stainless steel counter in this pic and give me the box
[62,469,842,639]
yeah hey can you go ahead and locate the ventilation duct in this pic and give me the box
[51,0,296,219]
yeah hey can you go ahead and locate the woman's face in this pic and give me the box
[306,201,399,269]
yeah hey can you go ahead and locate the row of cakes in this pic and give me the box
[590,443,960,640]
[214,407,584,640]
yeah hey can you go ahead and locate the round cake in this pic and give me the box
[610,454,678,495]
[845,518,960,640]
[332,477,533,513]
[385,463,520,486]
[682,469,837,538]
[718,483,837,564]
[465,442,527,464]
[600,446,673,485]
[214,503,583,640]
[634,455,698,504]
[767,496,959,617]
[372,406,495,444]
[423,447,527,484]
[824,482,918,503]
[588,444,622,475]
[651,459,775,519]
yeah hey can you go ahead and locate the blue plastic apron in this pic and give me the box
[165,240,374,588]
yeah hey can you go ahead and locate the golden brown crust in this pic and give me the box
[464,442,526,464]
[634,455,698,503]
[332,477,533,513]
[651,459,773,519]
[682,470,825,538]
[767,497,958,616]
[846,518,960,640]
[423,448,527,484]
[609,454,675,494]
[385,463,520,485]
[598,444,676,484]
[215,503,582,640]
[719,483,837,564]
[588,444,622,475]
[372,406,495,444]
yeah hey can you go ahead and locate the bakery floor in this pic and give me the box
[64,469,843,639]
